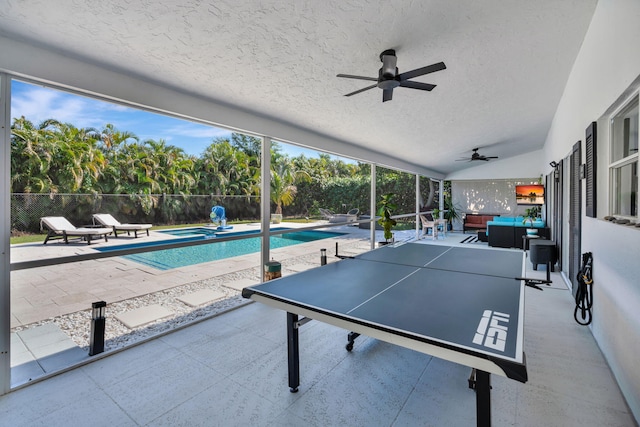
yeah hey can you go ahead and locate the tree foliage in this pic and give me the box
[10,117,432,225]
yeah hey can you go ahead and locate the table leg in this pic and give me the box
[346,332,360,351]
[475,370,492,427]
[287,312,300,393]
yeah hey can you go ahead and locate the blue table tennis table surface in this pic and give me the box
[243,242,527,380]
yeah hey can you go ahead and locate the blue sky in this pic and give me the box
[10,80,331,159]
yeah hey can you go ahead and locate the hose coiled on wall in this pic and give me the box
[574,252,593,325]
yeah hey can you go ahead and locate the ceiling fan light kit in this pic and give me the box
[337,49,446,102]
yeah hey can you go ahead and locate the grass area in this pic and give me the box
[10,233,46,245]
[10,224,202,245]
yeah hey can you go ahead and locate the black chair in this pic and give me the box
[487,225,514,248]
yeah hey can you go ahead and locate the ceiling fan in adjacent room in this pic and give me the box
[457,148,499,162]
[337,49,446,102]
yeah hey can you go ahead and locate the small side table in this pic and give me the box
[529,240,557,282]
[434,219,447,240]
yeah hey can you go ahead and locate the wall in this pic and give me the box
[452,179,541,219]
[542,0,640,419]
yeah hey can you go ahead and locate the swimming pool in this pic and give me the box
[97,228,344,270]
[158,227,232,238]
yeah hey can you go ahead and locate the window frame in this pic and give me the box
[608,92,639,219]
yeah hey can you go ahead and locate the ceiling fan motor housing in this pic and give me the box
[378,69,400,89]
[380,49,398,78]
[378,49,400,89]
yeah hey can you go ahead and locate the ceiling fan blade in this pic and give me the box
[399,81,436,91]
[397,62,446,81]
[337,74,378,82]
[486,156,499,159]
[382,88,393,102]
[344,84,377,97]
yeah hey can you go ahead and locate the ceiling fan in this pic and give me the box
[457,148,499,162]
[336,49,446,102]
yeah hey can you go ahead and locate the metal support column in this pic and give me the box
[0,73,11,395]
[438,179,444,219]
[260,136,272,281]
[416,174,421,238]
[370,165,376,249]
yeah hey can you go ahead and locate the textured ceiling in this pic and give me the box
[0,0,597,174]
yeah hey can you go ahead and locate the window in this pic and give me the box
[610,94,639,218]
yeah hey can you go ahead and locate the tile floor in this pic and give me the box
[2,235,637,426]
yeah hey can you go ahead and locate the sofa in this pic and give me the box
[486,216,549,248]
[463,213,496,233]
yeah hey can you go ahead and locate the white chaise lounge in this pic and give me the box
[41,216,112,245]
[320,208,360,223]
[92,213,152,238]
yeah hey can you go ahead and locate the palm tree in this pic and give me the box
[99,123,138,151]
[143,138,195,194]
[44,120,104,192]
[10,117,57,193]
[270,155,311,216]
[197,139,260,197]
[97,124,139,194]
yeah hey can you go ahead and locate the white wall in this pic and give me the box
[451,179,541,217]
[542,0,640,419]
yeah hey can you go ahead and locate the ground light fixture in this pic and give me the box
[89,301,107,356]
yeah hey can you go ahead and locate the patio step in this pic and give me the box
[115,304,173,329]
[177,289,225,307]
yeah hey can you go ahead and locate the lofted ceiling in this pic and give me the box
[0,0,597,175]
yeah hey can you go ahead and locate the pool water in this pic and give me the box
[100,229,343,270]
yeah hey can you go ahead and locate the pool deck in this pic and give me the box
[9,221,375,329]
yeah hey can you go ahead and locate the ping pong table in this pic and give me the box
[242,242,529,427]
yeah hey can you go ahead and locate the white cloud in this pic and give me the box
[9,82,280,158]
[11,84,125,130]
[162,122,232,139]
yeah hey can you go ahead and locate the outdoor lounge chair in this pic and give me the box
[92,213,152,238]
[319,208,335,220]
[40,216,112,245]
[328,208,359,223]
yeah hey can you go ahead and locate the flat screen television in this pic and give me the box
[515,184,544,205]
